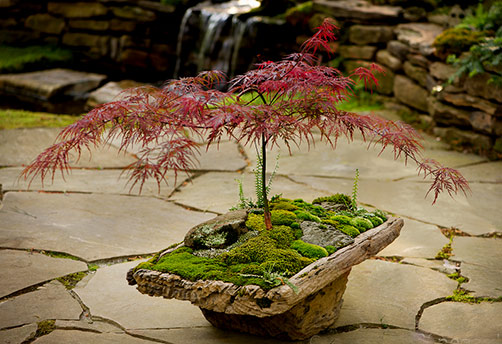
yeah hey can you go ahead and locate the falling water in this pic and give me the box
[174,0,260,78]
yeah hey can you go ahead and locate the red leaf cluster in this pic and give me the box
[22,18,469,203]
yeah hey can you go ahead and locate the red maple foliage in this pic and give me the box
[22,18,469,229]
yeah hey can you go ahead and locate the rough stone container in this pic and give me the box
[131,217,403,340]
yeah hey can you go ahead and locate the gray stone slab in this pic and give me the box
[453,237,502,297]
[0,192,215,261]
[0,167,185,198]
[194,141,247,172]
[170,172,331,214]
[0,324,37,344]
[0,128,136,168]
[74,260,209,330]
[243,138,420,180]
[401,257,459,275]
[0,280,82,329]
[0,249,88,298]
[310,328,436,344]
[85,80,142,110]
[334,260,457,329]
[0,68,106,101]
[129,327,293,344]
[289,176,500,236]
[457,161,502,183]
[379,219,449,259]
[32,331,154,344]
[419,302,502,342]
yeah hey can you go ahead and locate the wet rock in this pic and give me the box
[440,93,501,116]
[338,45,377,60]
[25,14,65,34]
[429,62,458,82]
[432,127,492,152]
[470,111,495,134]
[407,54,430,69]
[48,2,108,18]
[300,221,354,250]
[313,0,402,23]
[111,6,156,22]
[387,40,409,60]
[395,23,443,56]
[393,75,428,112]
[119,49,149,68]
[110,19,136,32]
[62,32,108,49]
[376,50,402,71]
[427,97,471,127]
[419,302,502,342]
[403,61,428,87]
[184,210,248,249]
[349,25,394,45]
[403,6,427,22]
[0,68,106,102]
[69,19,110,31]
[464,73,502,103]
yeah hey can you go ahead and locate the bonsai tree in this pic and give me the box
[22,19,469,230]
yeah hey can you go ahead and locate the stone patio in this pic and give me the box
[0,119,501,343]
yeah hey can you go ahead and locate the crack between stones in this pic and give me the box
[415,297,447,330]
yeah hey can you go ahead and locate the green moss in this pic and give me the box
[245,213,266,232]
[339,224,360,238]
[325,245,337,255]
[433,27,486,57]
[447,272,468,284]
[330,215,352,225]
[0,109,81,130]
[373,209,388,222]
[265,225,296,248]
[56,271,87,289]
[363,214,384,227]
[313,194,352,206]
[41,250,81,261]
[270,209,297,226]
[436,241,453,260]
[291,240,328,259]
[35,320,56,337]
[260,249,312,275]
[294,210,321,223]
[0,45,72,73]
[88,264,99,272]
[270,199,300,211]
[349,217,374,232]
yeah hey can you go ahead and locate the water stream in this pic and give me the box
[174,0,260,78]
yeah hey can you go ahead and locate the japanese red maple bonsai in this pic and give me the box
[22,18,469,228]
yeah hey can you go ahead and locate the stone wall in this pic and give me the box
[0,0,182,79]
[310,1,502,157]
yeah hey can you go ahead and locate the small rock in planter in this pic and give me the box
[300,221,354,250]
[184,209,248,249]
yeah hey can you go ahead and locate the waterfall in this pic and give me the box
[174,0,260,78]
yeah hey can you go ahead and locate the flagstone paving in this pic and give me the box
[0,125,501,343]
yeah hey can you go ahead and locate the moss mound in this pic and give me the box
[0,45,72,73]
[136,195,387,290]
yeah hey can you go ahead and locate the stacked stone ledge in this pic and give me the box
[334,16,502,157]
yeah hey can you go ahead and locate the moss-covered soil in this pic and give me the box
[0,109,81,130]
[135,195,388,290]
[0,45,72,73]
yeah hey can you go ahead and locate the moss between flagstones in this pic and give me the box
[135,195,388,290]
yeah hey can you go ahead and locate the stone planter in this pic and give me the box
[130,216,403,340]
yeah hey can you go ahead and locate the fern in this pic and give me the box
[351,168,359,211]
[230,178,256,210]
